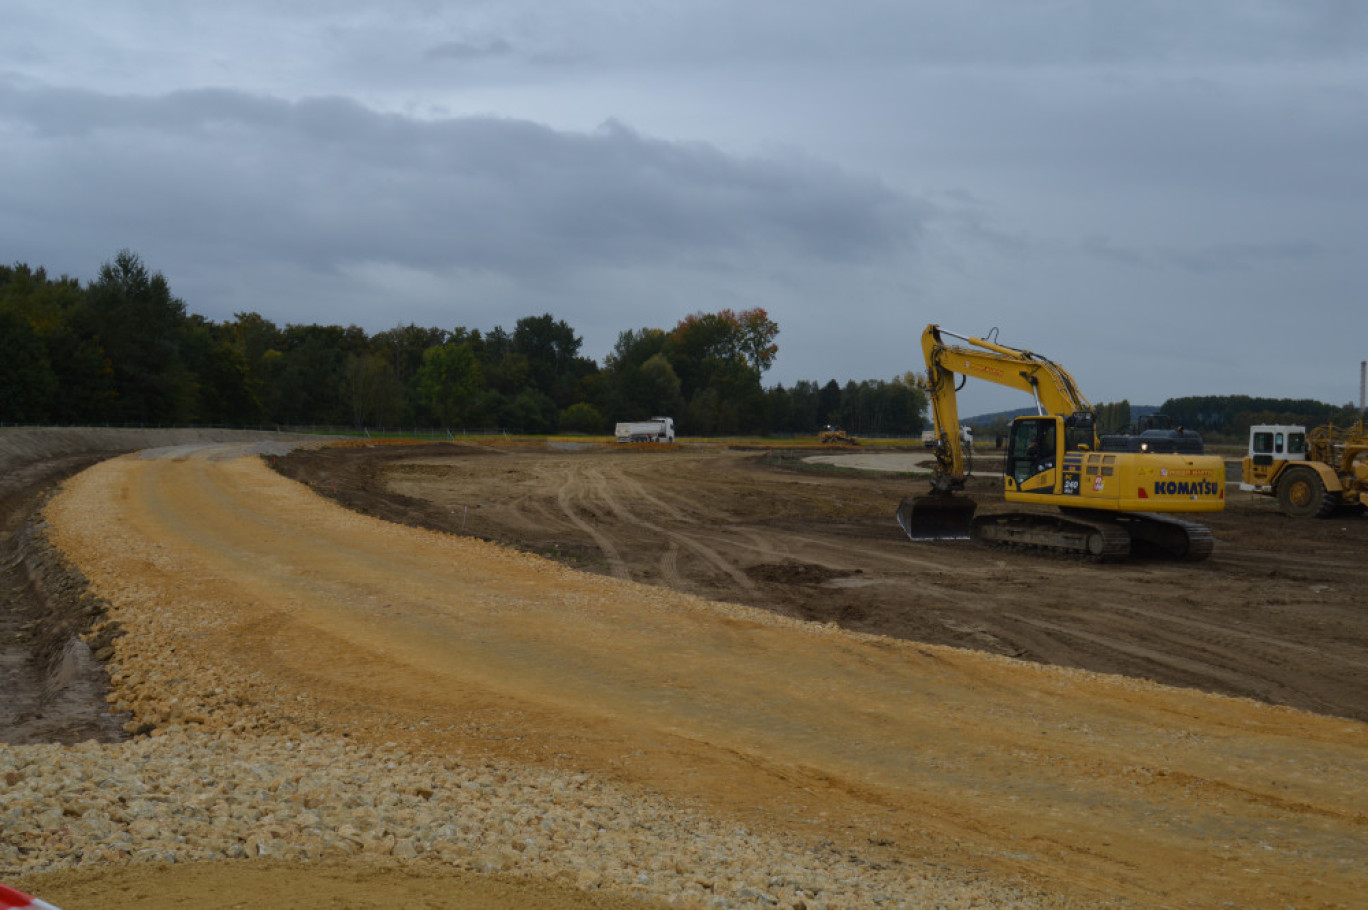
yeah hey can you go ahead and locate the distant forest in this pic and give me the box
[0,251,929,436]
[6,252,1356,439]
[1152,395,1362,439]
[971,397,1362,443]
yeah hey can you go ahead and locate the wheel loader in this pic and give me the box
[1239,421,1368,517]
[818,425,859,445]
[898,325,1226,560]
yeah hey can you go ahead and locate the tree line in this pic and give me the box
[1,251,929,436]
[1155,394,1363,439]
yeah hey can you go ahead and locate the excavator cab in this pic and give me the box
[1003,413,1095,491]
[1005,417,1058,489]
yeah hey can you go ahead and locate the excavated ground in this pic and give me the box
[4,433,1367,909]
[276,441,1368,723]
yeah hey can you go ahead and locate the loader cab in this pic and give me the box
[1241,424,1307,491]
[1247,425,1306,467]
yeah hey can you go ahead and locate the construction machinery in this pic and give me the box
[1098,414,1205,454]
[818,425,860,445]
[897,325,1226,560]
[615,417,675,443]
[1239,421,1368,517]
[922,425,973,448]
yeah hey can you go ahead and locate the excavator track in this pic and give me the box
[970,511,1132,560]
[968,510,1214,562]
[1112,512,1214,562]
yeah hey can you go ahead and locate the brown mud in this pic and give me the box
[0,452,130,744]
[0,428,322,746]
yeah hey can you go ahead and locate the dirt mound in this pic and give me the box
[26,440,1368,909]
[0,428,329,745]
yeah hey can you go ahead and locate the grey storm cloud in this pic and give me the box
[425,38,515,62]
[1,82,926,279]
[2,0,1366,408]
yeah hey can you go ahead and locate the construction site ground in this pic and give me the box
[4,431,1367,909]
[276,440,1368,725]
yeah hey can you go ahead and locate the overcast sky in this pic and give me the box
[4,1,1365,416]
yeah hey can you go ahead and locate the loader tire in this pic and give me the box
[1276,467,1338,519]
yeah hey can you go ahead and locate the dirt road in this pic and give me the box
[27,440,1368,909]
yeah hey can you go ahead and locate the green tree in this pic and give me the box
[79,250,194,423]
[508,387,559,434]
[786,380,822,432]
[666,311,741,400]
[512,314,596,407]
[180,316,259,424]
[371,324,449,387]
[602,328,671,419]
[417,342,484,426]
[665,308,778,433]
[817,379,842,425]
[0,310,58,421]
[734,308,780,374]
[635,353,686,418]
[343,353,407,427]
[1094,400,1132,435]
[560,401,606,433]
[265,324,370,424]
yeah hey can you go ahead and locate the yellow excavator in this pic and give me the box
[898,325,1226,560]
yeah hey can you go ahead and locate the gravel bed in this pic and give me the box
[3,440,1091,910]
[1,728,1072,910]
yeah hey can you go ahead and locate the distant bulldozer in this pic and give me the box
[818,425,859,445]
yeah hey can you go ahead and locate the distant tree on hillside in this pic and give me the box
[1160,395,1349,437]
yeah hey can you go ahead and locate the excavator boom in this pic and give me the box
[919,326,1092,489]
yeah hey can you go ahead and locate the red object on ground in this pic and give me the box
[0,884,62,910]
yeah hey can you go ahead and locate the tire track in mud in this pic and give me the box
[286,442,1368,725]
[582,464,758,594]
[554,463,632,580]
[1044,598,1354,713]
[657,541,684,588]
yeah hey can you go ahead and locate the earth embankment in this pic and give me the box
[9,439,1366,910]
[0,428,325,745]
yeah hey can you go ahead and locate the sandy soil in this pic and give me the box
[11,437,1367,909]
[278,441,1368,722]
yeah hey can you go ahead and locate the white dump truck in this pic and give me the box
[615,416,675,443]
[922,425,973,448]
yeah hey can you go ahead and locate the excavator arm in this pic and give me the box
[921,324,1093,490]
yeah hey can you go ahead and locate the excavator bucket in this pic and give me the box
[896,492,977,540]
